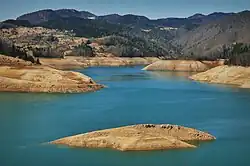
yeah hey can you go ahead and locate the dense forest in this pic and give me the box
[95,35,174,57]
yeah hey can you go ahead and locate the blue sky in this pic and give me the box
[1,0,250,21]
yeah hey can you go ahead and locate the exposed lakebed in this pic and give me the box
[1,66,250,166]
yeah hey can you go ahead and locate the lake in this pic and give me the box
[1,66,250,166]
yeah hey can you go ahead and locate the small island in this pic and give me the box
[50,124,215,151]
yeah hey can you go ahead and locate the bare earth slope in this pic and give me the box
[40,56,160,69]
[143,60,223,72]
[173,11,250,57]
[0,54,103,93]
[190,65,250,88]
[51,124,215,151]
[0,54,33,66]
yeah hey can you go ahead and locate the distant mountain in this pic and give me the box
[55,9,96,18]
[2,19,32,26]
[98,14,152,28]
[0,19,32,29]
[38,16,129,38]
[3,9,250,59]
[17,9,96,24]
[154,18,188,28]
[152,13,231,31]
[172,10,250,59]
[206,12,232,19]
[97,14,121,23]
[14,9,179,55]
[16,9,233,29]
[188,13,205,19]
[17,10,156,29]
[17,9,59,24]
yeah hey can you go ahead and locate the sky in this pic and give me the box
[1,0,250,21]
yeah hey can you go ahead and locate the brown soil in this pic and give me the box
[143,60,224,72]
[50,124,215,151]
[190,65,250,88]
[40,56,160,70]
[0,54,103,93]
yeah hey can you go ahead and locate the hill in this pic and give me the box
[2,9,250,62]
[16,9,232,29]
[172,11,250,60]
[16,9,96,24]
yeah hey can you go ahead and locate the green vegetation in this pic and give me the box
[15,14,179,58]
[0,38,22,57]
[39,17,128,38]
[225,43,250,66]
[72,41,94,57]
[0,37,62,63]
[0,38,38,63]
[96,35,166,57]
[2,9,250,66]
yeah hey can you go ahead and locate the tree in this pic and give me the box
[225,43,250,67]
[72,42,94,57]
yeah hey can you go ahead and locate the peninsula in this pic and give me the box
[0,54,103,93]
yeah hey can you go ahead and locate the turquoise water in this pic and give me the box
[1,66,250,166]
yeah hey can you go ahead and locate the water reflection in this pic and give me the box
[147,71,196,80]
[98,70,196,82]
[101,73,150,82]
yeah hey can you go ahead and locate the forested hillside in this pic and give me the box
[1,9,250,65]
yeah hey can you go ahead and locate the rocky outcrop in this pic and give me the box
[190,65,250,88]
[50,124,215,151]
[0,54,103,93]
[143,60,224,72]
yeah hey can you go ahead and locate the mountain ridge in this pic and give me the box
[1,9,250,61]
[16,8,234,28]
[172,10,250,59]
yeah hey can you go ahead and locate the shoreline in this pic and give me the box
[50,124,215,151]
[143,60,224,72]
[40,56,160,70]
[190,65,250,89]
[0,54,104,93]
[2,54,250,92]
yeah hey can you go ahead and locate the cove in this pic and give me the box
[1,66,250,166]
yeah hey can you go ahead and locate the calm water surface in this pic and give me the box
[1,66,250,166]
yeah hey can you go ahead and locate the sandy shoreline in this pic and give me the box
[143,60,224,72]
[0,55,104,93]
[190,65,250,88]
[40,56,160,70]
